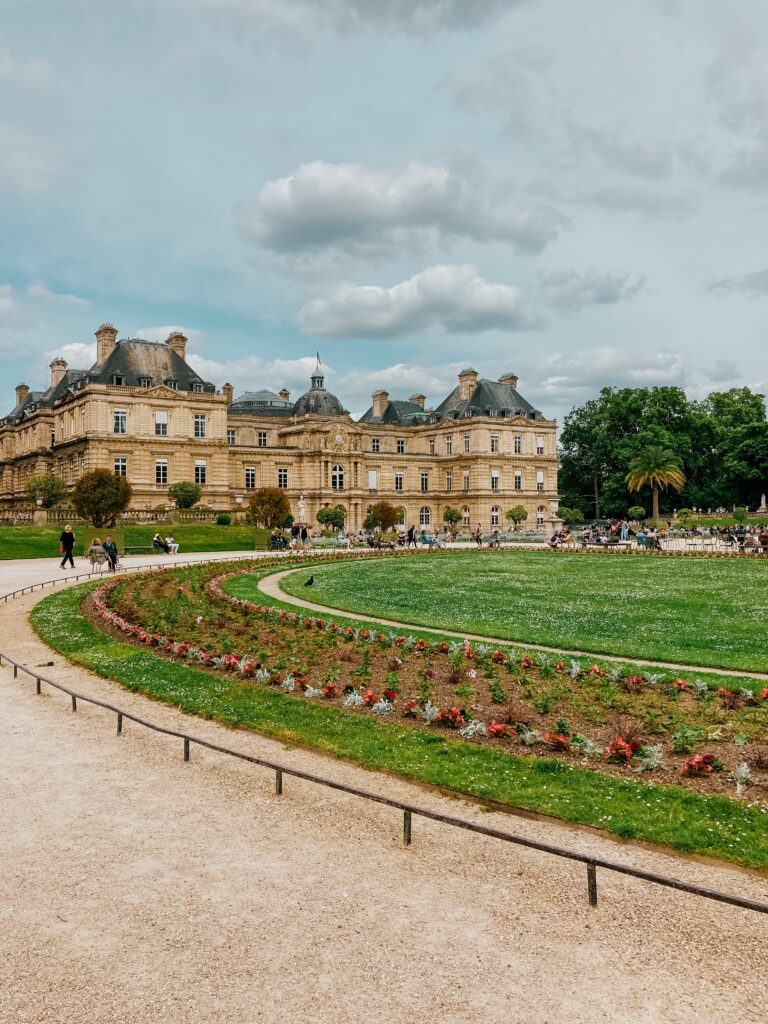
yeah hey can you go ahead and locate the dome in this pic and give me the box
[292,371,345,417]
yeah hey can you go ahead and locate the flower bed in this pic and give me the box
[80,558,768,803]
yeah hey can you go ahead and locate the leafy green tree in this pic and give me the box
[72,469,132,527]
[676,508,693,524]
[505,505,528,530]
[627,505,646,520]
[625,447,686,523]
[25,473,67,509]
[316,504,346,531]
[557,505,583,523]
[168,481,202,508]
[442,507,462,528]
[364,501,399,532]
[248,487,291,529]
[732,506,749,525]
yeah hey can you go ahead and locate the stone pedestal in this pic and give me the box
[33,509,48,526]
[546,515,564,536]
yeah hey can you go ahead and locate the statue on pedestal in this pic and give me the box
[297,493,307,524]
[758,493,767,514]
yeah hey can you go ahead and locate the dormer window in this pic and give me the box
[138,377,152,388]
[191,381,204,393]
[111,375,125,386]
[164,378,178,390]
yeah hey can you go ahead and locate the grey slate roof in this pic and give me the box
[433,378,543,421]
[91,339,215,391]
[230,389,294,416]
[358,399,429,425]
[292,371,346,417]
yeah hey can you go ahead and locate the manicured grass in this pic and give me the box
[0,523,269,559]
[30,581,768,871]
[277,551,768,673]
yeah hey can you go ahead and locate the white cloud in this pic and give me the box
[26,282,90,308]
[239,160,565,260]
[298,264,541,339]
[43,342,97,369]
[535,347,691,399]
[708,269,768,296]
[538,268,645,313]
[187,353,326,396]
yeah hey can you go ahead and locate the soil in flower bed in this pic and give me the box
[87,561,768,803]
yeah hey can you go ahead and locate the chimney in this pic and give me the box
[458,368,479,402]
[95,323,118,365]
[15,383,30,406]
[279,388,290,401]
[50,358,68,388]
[166,331,187,360]
[409,393,426,409]
[223,383,234,404]
[499,372,519,388]
[371,389,389,418]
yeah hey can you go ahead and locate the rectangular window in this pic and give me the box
[368,470,378,491]
[536,470,545,492]
[462,471,470,491]
[192,382,204,393]
[421,472,429,492]
[245,467,256,490]
[227,429,236,445]
[114,457,127,478]
[445,435,453,455]
[111,375,124,386]
[194,460,207,485]
[491,469,500,492]
[154,411,168,436]
[394,472,403,492]
[428,437,435,455]
[113,409,127,434]
[536,435,545,455]
[514,470,522,491]
[278,468,288,489]
[165,379,178,390]
[257,432,267,448]
[138,377,152,388]
[371,437,380,453]
[194,414,206,438]
[396,439,405,454]
[155,460,168,485]
[490,434,499,453]
[463,434,470,454]
[445,471,452,492]
[514,434,522,454]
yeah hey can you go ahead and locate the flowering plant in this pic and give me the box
[321,682,338,699]
[520,654,535,670]
[488,721,510,738]
[683,752,724,776]
[543,732,571,751]
[605,737,635,763]
[435,706,465,728]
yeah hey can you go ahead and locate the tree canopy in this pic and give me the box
[316,504,346,531]
[625,446,686,523]
[25,473,67,509]
[248,487,291,529]
[168,481,202,509]
[558,385,768,518]
[72,470,132,527]
[364,501,399,532]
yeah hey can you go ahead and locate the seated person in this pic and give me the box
[165,535,179,554]
[152,532,170,553]
[85,537,108,568]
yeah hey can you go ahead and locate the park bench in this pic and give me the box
[123,544,155,556]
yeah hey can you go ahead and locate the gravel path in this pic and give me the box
[258,566,768,680]
[1,563,767,1023]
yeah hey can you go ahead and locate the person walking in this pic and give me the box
[474,524,483,547]
[406,524,417,548]
[59,523,76,569]
[103,534,118,572]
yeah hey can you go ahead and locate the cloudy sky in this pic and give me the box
[2,0,767,423]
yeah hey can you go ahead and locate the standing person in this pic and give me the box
[103,534,118,572]
[300,525,309,549]
[474,524,483,547]
[406,524,417,548]
[59,523,76,569]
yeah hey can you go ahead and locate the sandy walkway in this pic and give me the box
[1,563,767,1023]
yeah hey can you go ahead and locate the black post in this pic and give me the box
[403,810,412,846]
[116,712,123,734]
[275,769,283,795]
[71,694,77,712]
[35,677,41,695]
[183,737,190,762]
[13,664,17,678]
[587,862,598,907]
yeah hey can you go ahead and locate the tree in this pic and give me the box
[442,507,462,528]
[316,504,346,531]
[625,447,686,524]
[25,474,67,509]
[364,501,399,532]
[627,505,646,520]
[72,469,132,527]
[248,487,291,529]
[505,505,528,530]
[168,481,202,509]
[557,505,583,523]
[676,508,693,524]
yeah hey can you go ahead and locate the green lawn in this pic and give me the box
[0,523,269,559]
[30,581,768,872]
[277,551,768,673]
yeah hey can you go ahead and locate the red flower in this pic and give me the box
[521,654,535,670]
[553,660,566,672]
[383,689,397,702]
[543,732,571,751]
[760,688,768,701]
[672,677,689,690]
[424,668,434,679]
[362,689,379,706]
[402,700,419,717]
[491,650,507,664]
[588,664,605,677]
[439,641,449,653]
[605,737,633,763]
[435,706,465,728]
[321,683,338,699]
[303,618,313,629]
[488,721,509,738]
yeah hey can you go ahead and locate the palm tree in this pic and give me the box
[625,447,686,524]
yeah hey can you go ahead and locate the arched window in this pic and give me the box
[419,506,431,526]
[536,505,546,525]
[491,505,500,526]
[461,505,470,527]
[331,464,344,490]
[395,505,406,524]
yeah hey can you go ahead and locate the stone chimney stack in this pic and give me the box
[50,358,68,389]
[95,323,118,366]
[166,331,187,360]
[458,368,479,402]
[223,383,234,404]
[409,393,426,409]
[371,389,389,418]
[279,388,290,401]
[499,372,519,388]
[15,383,30,406]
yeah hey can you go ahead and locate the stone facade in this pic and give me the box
[0,325,559,530]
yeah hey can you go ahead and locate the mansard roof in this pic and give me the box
[230,389,294,416]
[90,338,215,391]
[358,399,429,425]
[433,378,544,421]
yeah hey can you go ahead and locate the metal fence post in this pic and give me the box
[116,712,123,734]
[35,677,41,695]
[403,810,412,846]
[183,737,190,762]
[275,769,283,795]
[587,862,598,907]
[71,694,77,712]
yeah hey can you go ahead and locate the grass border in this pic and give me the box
[28,575,768,872]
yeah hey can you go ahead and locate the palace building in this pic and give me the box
[0,324,559,530]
